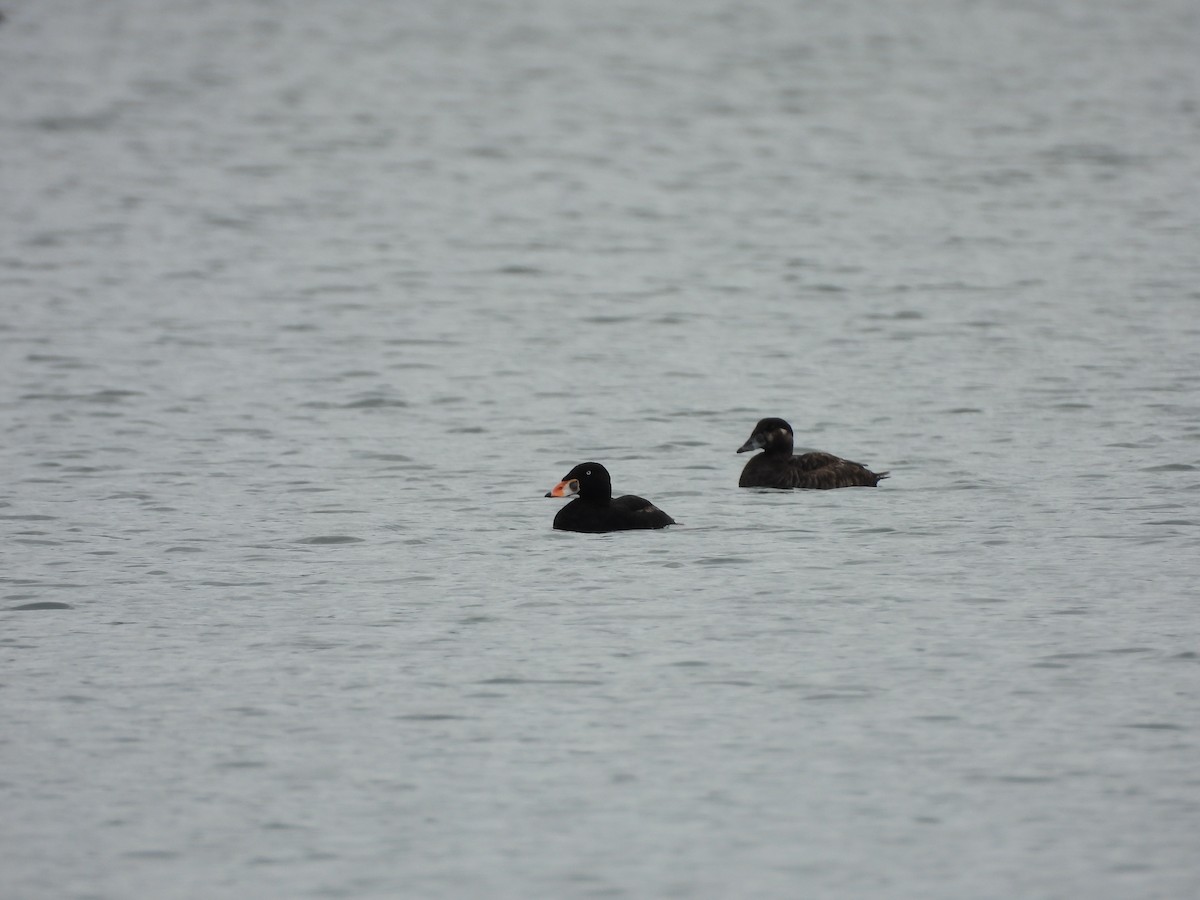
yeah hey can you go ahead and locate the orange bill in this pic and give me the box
[545,478,580,498]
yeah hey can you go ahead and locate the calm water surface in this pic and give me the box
[2,1,1199,898]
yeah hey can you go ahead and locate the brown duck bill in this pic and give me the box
[545,479,580,498]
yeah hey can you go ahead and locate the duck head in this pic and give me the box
[737,418,794,454]
[546,462,612,501]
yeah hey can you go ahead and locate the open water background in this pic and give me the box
[2,1,1199,897]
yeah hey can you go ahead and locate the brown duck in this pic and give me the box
[737,418,888,489]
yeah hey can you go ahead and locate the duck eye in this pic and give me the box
[585,470,591,475]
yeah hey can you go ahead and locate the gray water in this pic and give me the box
[3,1,1199,897]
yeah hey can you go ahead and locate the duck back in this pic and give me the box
[553,495,675,532]
[739,451,888,489]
